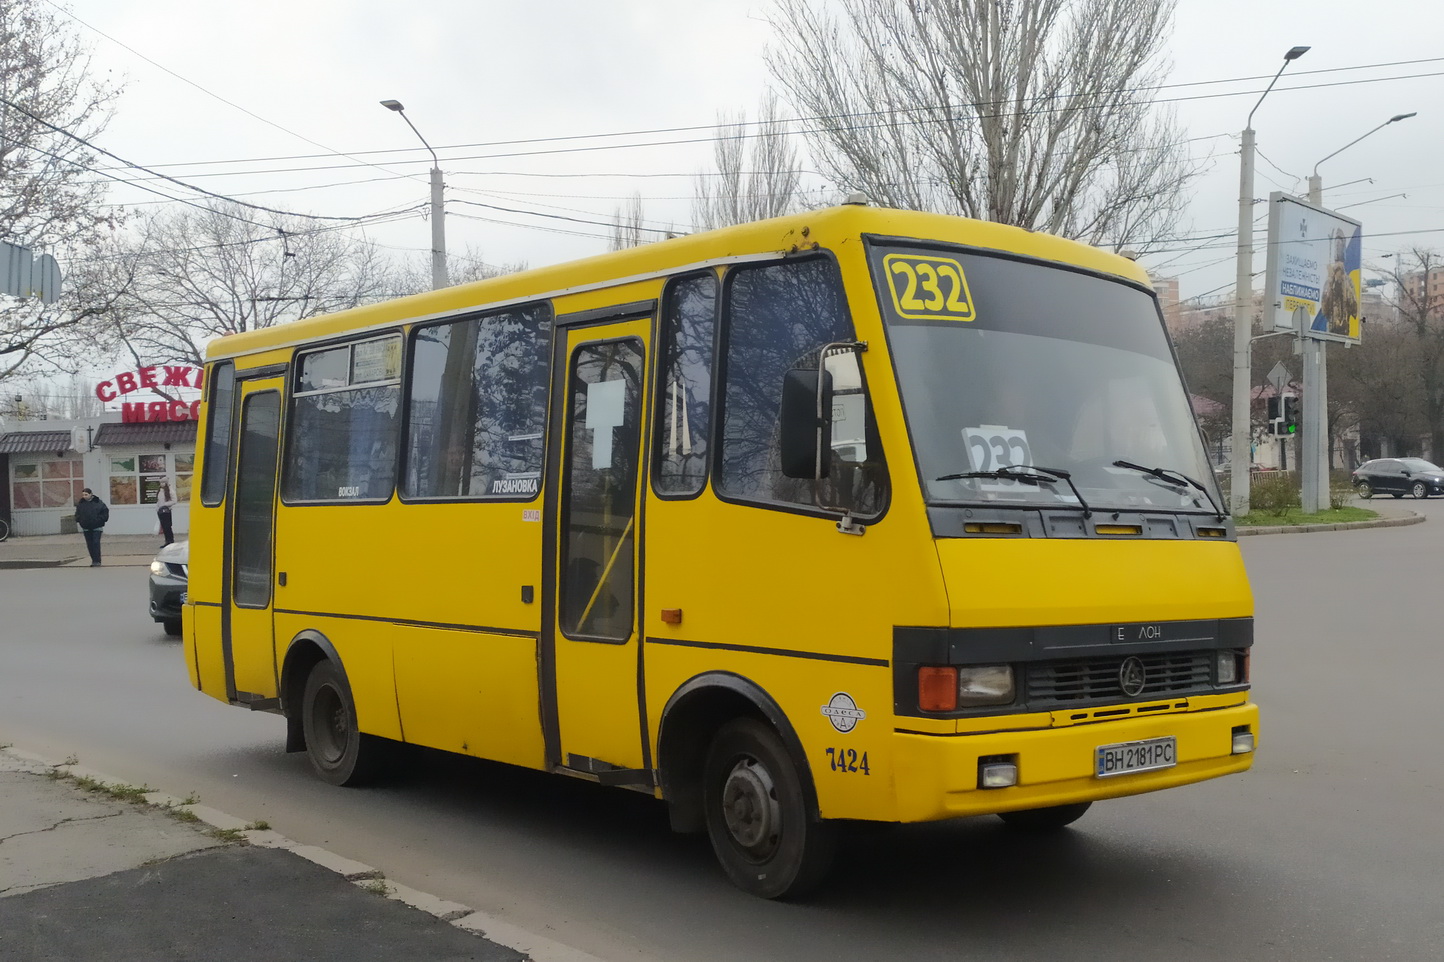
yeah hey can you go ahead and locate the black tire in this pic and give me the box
[162,618,182,637]
[997,801,1093,832]
[702,717,836,899]
[300,660,386,786]
[1413,481,1429,499]
[1356,481,1372,499]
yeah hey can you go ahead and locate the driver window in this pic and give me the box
[718,256,887,517]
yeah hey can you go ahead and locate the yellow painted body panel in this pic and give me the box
[934,539,1254,628]
[271,500,543,752]
[189,603,227,699]
[183,362,227,693]
[184,204,1255,829]
[894,697,1257,822]
[203,207,1148,365]
[273,612,403,740]
[644,644,903,818]
[392,626,546,769]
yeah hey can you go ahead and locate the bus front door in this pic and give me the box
[222,377,283,704]
[543,318,651,783]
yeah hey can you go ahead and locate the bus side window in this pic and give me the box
[718,256,887,517]
[654,272,716,497]
[200,361,236,506]
[404,303,552,500]
[283,336,402,503]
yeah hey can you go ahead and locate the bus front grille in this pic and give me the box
[1025,651,1214,708]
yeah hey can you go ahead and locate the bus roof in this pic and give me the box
[204,205,1152,362]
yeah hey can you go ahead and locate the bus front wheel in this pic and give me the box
[997,801,1092,831]
[301,660,385,786]
[702,717,836,899]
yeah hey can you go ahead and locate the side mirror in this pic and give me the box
[779,368,832,479]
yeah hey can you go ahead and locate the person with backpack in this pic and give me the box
[75,488,110,566]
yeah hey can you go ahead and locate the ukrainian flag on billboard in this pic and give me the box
[1264,192,1364,344]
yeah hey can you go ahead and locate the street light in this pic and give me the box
[381,99,449,289]
[1231,45,1309,515]
[1294,110,1415,513]
[1308,112,1415,206]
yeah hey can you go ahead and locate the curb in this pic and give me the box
[0,746,605,962]
[1237,511,1425,536]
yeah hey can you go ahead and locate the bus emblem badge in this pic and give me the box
[1119,657,1147,697]
[821,693,866,733]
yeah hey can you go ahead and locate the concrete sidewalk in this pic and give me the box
[0,747,599,962]
[0,532,165,570]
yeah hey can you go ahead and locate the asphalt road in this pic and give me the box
[2,506,1442,961]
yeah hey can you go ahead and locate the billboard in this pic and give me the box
[1264,192,1363,343]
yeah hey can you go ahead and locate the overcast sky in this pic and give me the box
[54,0,1444,305]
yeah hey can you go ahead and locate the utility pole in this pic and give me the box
[1300,112,1415,512]
[1232,46,1310,516]
[381,100,449,290]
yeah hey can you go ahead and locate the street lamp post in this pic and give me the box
[1231,45,1309,516]
[1298,111,1415,512]
[381,99,449,290]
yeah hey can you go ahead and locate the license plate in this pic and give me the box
[1095,736,1176,778]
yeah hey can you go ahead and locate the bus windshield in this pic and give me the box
[871,243,1219,515]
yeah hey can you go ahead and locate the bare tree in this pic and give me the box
[1331,320,1426,461]
[1375,250,1444,459]
[98,202,395,369]
[0,0,124,381]
[0,372,102,420]
[766,0,1195,250]
[609,193,648,251]
[693,91,806,230]
[388,245,526,297]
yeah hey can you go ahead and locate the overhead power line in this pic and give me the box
[83,56,1444,178]
[0,93,398,224]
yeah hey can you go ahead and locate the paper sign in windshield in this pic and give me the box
[964,424,1032,491]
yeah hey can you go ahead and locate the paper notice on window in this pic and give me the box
[586,378,626,470]
[963,424,1032,491]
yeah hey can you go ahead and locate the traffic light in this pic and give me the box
[1268,394,1299,436]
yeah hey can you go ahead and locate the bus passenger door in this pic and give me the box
[222,377,284,704]
[543,318,651,783]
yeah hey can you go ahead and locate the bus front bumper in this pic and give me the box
[891,701,1258,822]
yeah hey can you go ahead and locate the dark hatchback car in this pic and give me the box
[148,540,187,636]
[1351,458,1444,499]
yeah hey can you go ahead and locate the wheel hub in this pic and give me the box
[311,686,346,763]
[720,757,779,857]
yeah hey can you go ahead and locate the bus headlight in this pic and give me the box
[957,665,1014,706]
[1217,650,1239,686]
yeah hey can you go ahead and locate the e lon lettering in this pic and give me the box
[1114,624,1165,642]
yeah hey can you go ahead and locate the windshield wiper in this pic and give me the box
[937,464,1092,518]
[1111,460,1226,521]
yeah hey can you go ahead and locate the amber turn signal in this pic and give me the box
[918,666,958,712]
[660,608,683,625]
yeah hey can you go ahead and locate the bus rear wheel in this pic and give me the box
[301,660,385,786]
[702,718,836,899]
[997,801,1092,831]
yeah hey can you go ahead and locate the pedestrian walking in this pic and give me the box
[75,488,109,566]
[156,480,177,546]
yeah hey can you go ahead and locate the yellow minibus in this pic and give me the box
[184,204,1256,898]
